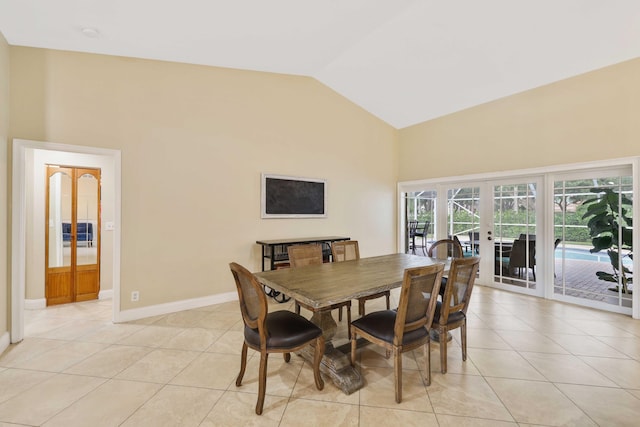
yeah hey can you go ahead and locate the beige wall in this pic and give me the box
[9,47,399,310]
[398,58,640,181]
[0,33,8,338]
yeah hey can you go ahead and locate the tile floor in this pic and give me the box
[2,286,640,426]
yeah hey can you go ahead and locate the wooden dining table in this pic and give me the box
[254,253,450,394]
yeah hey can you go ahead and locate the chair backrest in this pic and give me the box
[408,220,418,236]
[428,239,463,260]
[416,221,429,235]
[229,262,268,337]
[438,257,480,324]
[288,244,323,268]
[509,239,536,268]
[468,231,480,241]
[332,240,360,262]
[519,233,536,241]
[393,263,444,346]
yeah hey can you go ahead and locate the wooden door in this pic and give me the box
[45,166,101,306]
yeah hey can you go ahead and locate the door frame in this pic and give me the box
[398,156,640,319]
[11,139,121,343]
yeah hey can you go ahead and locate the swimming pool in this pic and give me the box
[556,247,632,266]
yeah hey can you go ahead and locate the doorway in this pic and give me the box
[11,139,122,344]
[45,165,101,306]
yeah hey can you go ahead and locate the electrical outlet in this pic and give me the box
[131,291,139,302]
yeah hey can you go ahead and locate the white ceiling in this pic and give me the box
[1,0,639,129]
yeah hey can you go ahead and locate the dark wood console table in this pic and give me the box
[256,236,350,271]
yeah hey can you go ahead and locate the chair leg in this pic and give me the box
[394,347,402,403]
[385,292,390,310]
[236,341,248,387]
[313,336,325,390]
[461,321,467,361]
[424,341,431,386]
[256,351,269,415]
[359,299,366,317]
[295,302,301,315]
[440,328,448,374]
[350,329,357,366]
[339,306,343,321]
[283,352,291,363]
[346,304,352,340]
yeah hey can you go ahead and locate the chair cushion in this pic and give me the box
[351,310,429,345]
[244,310,322,350]
[433,301,465,325]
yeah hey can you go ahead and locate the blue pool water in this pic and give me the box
[557,248,632,266]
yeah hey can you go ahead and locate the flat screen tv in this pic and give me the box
[261,174,327,218]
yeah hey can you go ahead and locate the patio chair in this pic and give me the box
[408,220,418,254]
[468,231,480,254]
[229,262,324,415]
[288,244,352,334]
[332,240,390,316]
[350,263,444,403]
[508,238,536,280]
[413,221,430,255]
[432,256,480,374]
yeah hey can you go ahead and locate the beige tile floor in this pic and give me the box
[2,285,640,426]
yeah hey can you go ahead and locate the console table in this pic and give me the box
[256,236,351,271]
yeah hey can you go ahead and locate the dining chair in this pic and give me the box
[229,262,324,415]
[428,238,463,260]
[428,238,464,295]
[331,240,390,316]
[432,256,480,374]
[350,263,444,403]
[288,244,352,332]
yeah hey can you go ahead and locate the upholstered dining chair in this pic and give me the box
[288,244,352,334]
[428,238,463,260]
[350,263,444,403]
[432,256,480,374]
[332,240,391,317]
[428,238,464,296]
[229,262,324,415]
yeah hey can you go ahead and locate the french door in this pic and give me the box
[408,177,543,296]
[491,177,543,297]
[45,166,101,306]
[402,162,636,315]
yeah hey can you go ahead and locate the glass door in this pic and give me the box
[553,170,633,313]
[491,178,543,296]
[45,165,101,306]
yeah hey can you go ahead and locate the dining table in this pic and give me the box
[254,253,450,394]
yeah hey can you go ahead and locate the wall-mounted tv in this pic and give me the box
[261,174,327,218]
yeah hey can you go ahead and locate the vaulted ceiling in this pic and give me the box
[1,0,639,128]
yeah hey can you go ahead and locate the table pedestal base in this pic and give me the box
[430,329,452,342]
[297,308,363,394]
[298,342,363,395]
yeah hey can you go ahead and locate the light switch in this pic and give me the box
[105,221,115,231]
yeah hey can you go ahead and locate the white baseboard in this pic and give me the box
[0,332,10,354]
[99,289,113,300]
[24,298,46,310]
[115,291,238,323]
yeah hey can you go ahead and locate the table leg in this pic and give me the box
[298,309,363,394]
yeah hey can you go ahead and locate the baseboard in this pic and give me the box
[0,332,10,354]
[24,298,46,310]
[99,289,113,300]
[115,291,238,323]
